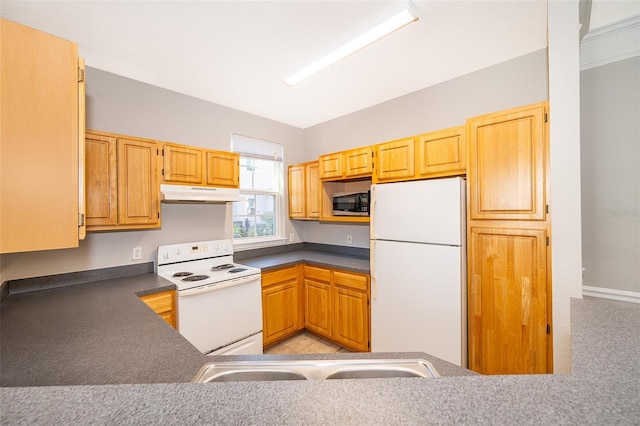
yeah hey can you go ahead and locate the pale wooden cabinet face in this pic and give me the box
[262,281,299,346]
[417,126,466,178]
[163,144,203,184]
[139,290,176,328]
[0,19,82,253]
[85,133,117,226]
[319,153,343,180]
[305,162,320,218]
[468,104,548,221]
[288,165,306,218]
[374,138,416,183]
[206,151,239,188]
[468,226,549,375]
[332,286,369,352]
[344,147,373,178]
[304,278,332,337]
[117,138,160,226]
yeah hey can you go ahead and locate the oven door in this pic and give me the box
[177,274,262,355]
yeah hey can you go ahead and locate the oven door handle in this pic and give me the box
[178,274,259,298]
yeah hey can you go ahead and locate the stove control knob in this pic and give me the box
[174,248,181,257]
[162,252,169,260]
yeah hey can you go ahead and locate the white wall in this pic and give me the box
[581,57,640,295]
[0,68,305,281]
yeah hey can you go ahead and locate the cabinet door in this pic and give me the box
[416,126,466,178]
[1,19,81,253]
[85,133,117,226]
[333,286,369,352]
[305,162,320,218]
[374,138,416,183]
[304,278,332,338]
[163,143,203,184]
[288,165,306,219]
[117,138,160,226]
[344,146,373,178]
[139,290,176,329]
[468,226,549,375]
[319,153,343,180]
[468,103,548,220]
[262,281,299,346]
[206,151,239,187]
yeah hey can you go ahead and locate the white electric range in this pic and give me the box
[157,239,263,355]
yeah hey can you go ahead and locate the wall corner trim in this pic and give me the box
[580,13,640,70]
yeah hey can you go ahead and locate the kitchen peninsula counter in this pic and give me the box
[2,296,638,424]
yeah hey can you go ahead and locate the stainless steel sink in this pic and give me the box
[191,359,439,383]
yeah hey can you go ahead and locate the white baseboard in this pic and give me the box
[582,285,640,304]
[580,13,640,70]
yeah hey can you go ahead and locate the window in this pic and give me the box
[231,134,284,245]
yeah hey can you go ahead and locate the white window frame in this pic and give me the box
[231,134,286,249]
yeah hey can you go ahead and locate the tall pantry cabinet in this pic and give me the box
[0,19,85,253]
[466,102,552,375]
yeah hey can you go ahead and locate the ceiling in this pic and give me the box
[0,1,624,129]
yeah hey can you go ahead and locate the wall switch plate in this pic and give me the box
[132,246,142,260]
[347,235,353,244]
[289,233,294,242]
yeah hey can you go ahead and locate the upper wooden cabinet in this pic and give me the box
[319,147,373,181]
[161,143,239,188]
[162,143,203,184]
[85,131,161,231]
[206,150,239,188]
[373,137,416,183]
[0,19,85,253]
[467,102,549,221]
[416,126,466,179]
[288,161,319,220]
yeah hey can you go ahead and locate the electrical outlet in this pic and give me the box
[132,246,142,260]
[347,235,353,245]
[289,233,294,242]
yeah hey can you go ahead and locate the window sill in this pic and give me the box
[233,236,288,251]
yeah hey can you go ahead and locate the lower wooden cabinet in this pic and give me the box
[261,263,370,352]
[139,290,176,328]
[261,265,304,347]
[303,265,333,336]
[304,265,370,352]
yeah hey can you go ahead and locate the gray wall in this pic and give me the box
[580,56,640,293]
[303,48,549,248]
[0,68,305,281]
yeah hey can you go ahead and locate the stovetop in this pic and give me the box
[157,239,260,291]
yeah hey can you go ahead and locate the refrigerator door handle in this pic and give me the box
[371,239,377,300]
[369,185,376,240]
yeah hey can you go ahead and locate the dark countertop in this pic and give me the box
[239,248,370,273]
[1,250,639,423]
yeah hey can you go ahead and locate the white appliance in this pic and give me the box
[370,177,467,367]
[157,239,263,355]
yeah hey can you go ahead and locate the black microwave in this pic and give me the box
[332,191,370,216]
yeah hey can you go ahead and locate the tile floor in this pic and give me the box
[264,331,353,355]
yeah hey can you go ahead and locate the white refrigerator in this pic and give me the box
[370,177,467,367]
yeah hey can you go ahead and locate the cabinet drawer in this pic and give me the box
[139,290,174,314]
[303,265,331,282]
[262,265,298,287]
[333,270,368,291]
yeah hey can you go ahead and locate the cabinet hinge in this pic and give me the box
[547,324,551,334]
[546,204,549,214]
[546,236,550,246]
[78,67,85,83]
[78,213,85,227]
[158,212,160,219]
[544,112,548,123]
[162,168,165,176]
[162,148,165,156]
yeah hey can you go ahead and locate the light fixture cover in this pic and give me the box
[283,1,419,86]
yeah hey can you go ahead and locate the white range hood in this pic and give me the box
[160,184,245,203]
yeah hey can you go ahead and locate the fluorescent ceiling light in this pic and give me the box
[283,2,419,86]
